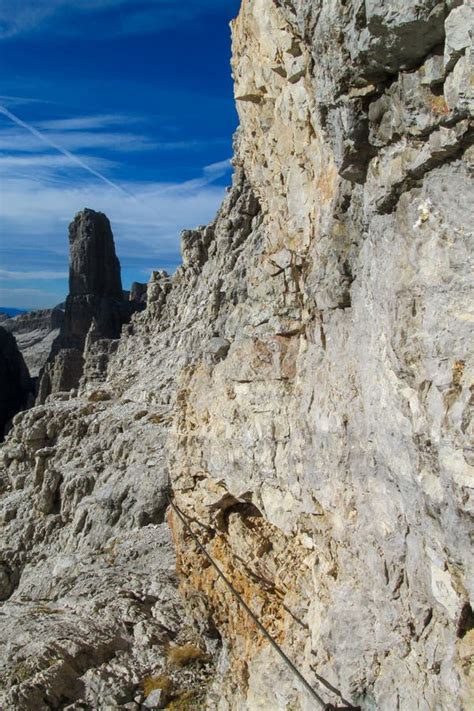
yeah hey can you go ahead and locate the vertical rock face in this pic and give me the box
[0,2,473,710]
[129,281,148,304]
[2,308,64,378]
[69,210,123,300]
[37,209,136,401]
[0,328,33,441]
[167,1,473,709]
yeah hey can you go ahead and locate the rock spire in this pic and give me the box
[37,209,138,401]
[69,209,123,300]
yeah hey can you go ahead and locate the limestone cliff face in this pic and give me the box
[2,308,64,378]
[168,2,473,708]
[0,2,472,710]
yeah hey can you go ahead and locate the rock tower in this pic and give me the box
[37,209,137,401]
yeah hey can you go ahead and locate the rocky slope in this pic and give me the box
[2,308,64,378]
[0,1,473,710]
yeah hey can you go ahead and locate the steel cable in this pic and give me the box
[168,497,360,711]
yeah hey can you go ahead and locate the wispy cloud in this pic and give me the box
[0,159,232,257]
[0,94,51,107]
[0,104,233,266]
[37,114,140,131]
[0,128,157,153]
[0,0,235,39]
[0,159,232,308]
[0,128,226,154]
[0,269,68,280]
[0,154,114,170]
[0,105,137,199]
[204,158,233,177]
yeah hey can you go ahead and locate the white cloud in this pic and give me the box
[204,158,233,177]
[0,100,234,309]
[0,163,232,259]
[0,0,234,39]
[0,154,114,170]
[0,104,136,199]
[37,114,140,131]
[0,129,225,154]
[0,164,232,308]
[0,129,155,153]
[0,270,68,280]
[0,165,231,307]
[0,103,233,273]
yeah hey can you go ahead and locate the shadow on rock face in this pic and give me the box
[0,326,34,441]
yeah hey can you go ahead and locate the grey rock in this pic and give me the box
[444,52,474,114]
[207,337,231,361]
[444,3,474,70]
[37,468,62,514]
[364,118,469,213]
[129,281,148,304]
[181,226,214,270]
[142,688,168,709]
[369,67,453,146]
[0,326,34,441]
[420,52,446,86]
[69,209,122,300]
[2,308,64,377]
[0,563,16,600]
[37,209,140,402]
[1,2,473,711]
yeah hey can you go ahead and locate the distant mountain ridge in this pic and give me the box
[0,307,29,318]
[2,307,65,378]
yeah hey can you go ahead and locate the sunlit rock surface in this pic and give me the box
[0,1,473,709]
[2,309,64,378]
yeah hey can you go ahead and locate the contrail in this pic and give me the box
[0,104,137,200]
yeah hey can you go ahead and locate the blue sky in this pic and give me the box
[0,0,242,309]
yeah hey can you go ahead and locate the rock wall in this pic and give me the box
[170,1,473,708]
[129,282,148,305]
[0,327,33,441]
[2,308,64,378]
[0,1,472,710]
